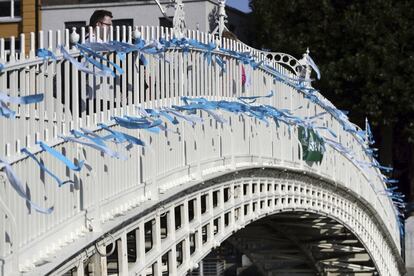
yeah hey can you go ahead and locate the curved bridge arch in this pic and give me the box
[45,168,402,276]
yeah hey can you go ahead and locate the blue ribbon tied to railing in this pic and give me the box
[0,91,44,119]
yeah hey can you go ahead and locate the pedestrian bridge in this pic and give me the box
[0,25,405,275]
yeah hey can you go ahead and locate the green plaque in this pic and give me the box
[298,126,325,162]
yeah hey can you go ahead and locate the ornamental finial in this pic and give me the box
[172,0,187,38]
[211,0,228,38]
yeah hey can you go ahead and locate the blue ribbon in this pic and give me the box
[112,116,162,132]
[162,108,203,126]
[306,54,321,80]
[0,158,54,214]
[98,123,145,146]
[21,148,73,187]
[0,92,44,118]
[37,141,84,172]
[0,92,44,105]
[77,43,124,75]
[238,91,274,104]
[74,128,107,147]
[60,134,126,160]
[37,48,57,60]
[0,101,16,118]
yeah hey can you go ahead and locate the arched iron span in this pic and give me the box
[45,168,403,276]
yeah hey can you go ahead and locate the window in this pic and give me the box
[159,17,173,28]
[112,18,133,28]
[0,0,20,18]
[65,21,87,31]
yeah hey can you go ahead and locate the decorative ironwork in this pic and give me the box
[211,0,228,38]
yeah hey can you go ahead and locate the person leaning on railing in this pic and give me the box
[87,10,113,42]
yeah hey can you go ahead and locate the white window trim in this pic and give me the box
[0,0,20,20]
[0,16,21,23]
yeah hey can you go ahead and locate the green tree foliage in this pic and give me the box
[250,0,414,198]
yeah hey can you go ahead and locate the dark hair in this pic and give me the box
[89,10,113,27]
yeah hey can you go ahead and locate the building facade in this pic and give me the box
[40,0,249,41]
[0,0,41,51]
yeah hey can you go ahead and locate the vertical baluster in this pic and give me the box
[136,221,146,269]
[27,33,36,149]
[163,28,170,105]
[132,27,139,108]
[126,26,132,115]
[79,27,87,127]
[0,39,7,156]
[121,25,127,115]
[159,27,166,106]
[106,25,114,120]
[54,30,63,136]
[36,30,46,143]
[71,29,79,130]
[113,25,120,115]
[63,29,71,134]
[195,31,200,98]
[44,30,54,142]
[19,33,25,61]
[139,26,145,105]
[0,37,4,157]
[148,26,155,107]
[0,37,4,62]
[163,28,170,106]
[18,34,26,151]
[165,207,176,274]
[173,29,179,104]
[100,26,109,122]
[86,27,95,124]
[117,232,129,275]
[9,37,18,155]
[95,27,102,122]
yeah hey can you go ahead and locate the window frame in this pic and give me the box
[0,0,22,22]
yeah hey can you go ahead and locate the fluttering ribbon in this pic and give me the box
[77,43,124,75]
[59,46,112,77]
[21,148,73,187]
[238,91,274,104]
[60,134,126,160]
[162,107,204,126]
[306,54,321,80]
[37,48,57,61]
[37,141,84,172]
[0,92,44,118]
[0,158,54,214]
[0,92,44,105]
[98,123,145,147]
[112,116,162,132]
[0,101,16,118]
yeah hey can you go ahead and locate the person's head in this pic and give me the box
[89,10,113,28]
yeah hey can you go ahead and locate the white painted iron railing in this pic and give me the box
[0,25,402,275]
